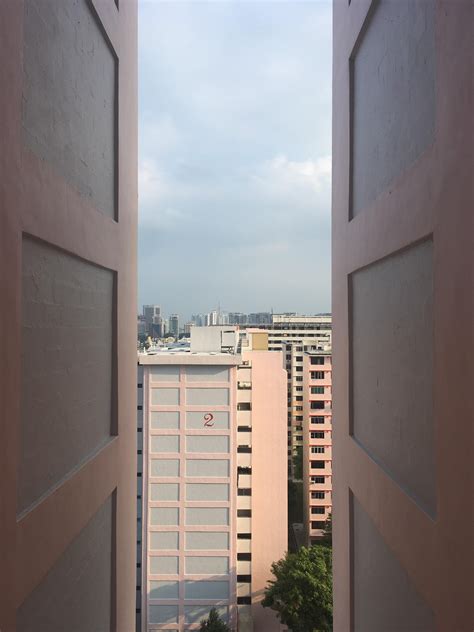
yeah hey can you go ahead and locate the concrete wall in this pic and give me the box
[332,0,473,629]
[0,0,137,629]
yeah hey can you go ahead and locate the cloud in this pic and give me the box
[138,1,332,318]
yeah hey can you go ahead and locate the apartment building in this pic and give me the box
[137,328,287,631]
[302,351,332,544]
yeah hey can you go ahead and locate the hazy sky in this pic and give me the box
[138,1,332,321]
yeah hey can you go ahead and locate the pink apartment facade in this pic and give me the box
[302,351,332,544]
[137,328,287,631]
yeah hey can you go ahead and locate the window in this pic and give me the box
[237,533,251,540]
[295,366,303,372]
[237,402,251,411]
[311,416,325,424]
[296,346,303,352]
[311,357,324,365]
[137,383,143,388]
[311,507,325,514]
[238,382,251,390]
[237,552,251,561]
[296,396,303,401]
[311,476,325,484]
[237,446,252,453]
[237,575,252,583]
[311,371,325,379]
[295,425,303,431]
[311,446,325,453]
[295,416,303,422]
[296,386,303,392]
[311,432,325,439]
[311,460,325,469]
[310,401,324,410]
[311,521,326,529]
[296,376,303,382]
[295,406,303,411]
[137,405,143,411]
[238,426,252,432]
[296,436,303,441]
[296,356,303,362]
[312,491,325,499]
[238,488,252,496]
[286,354,291,360]
[237,509,251,517]
[238,466,252,475]
[311,386,325,394]
[237,596,251,605]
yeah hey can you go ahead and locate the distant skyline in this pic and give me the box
[138,1,332,320]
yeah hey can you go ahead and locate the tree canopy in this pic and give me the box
[199,607,231,632]
[262,545,333,632]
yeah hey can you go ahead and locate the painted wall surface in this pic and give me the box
[0,0,138,629]
[246,351,287,631]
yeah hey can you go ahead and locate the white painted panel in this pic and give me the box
[185,507,229,526]
[186,411,229,430]
[149,605,178,625]
[151,388,180,405]
[186,483,229,501]
[186,366,230,382]
[185,532,229,551]
[186,388,229,406]
[150,366,180,382]
[149,580,179,599]
[150,507,179,526]
[151,411,180,429]
[151,435,180,453]
[237,517,251,532]
[149,556,179,575]
[185,556,229,575]
[150,459,179,477]
[149,532,179,550]
[150,483,180,501]
[186,459,229,477]
[237,560,251,574]
[184,580,229,600]
[187,435,229,453]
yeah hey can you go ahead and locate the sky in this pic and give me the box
[138,0,332,322]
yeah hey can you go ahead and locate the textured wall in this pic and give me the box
[22,0,117,217]
[353,496,434,631]
[351,240,435,515]
[17,496,113,632]
[19,237,114,514]
[351,0,435,216]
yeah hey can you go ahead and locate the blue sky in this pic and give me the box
[138,1,332,321]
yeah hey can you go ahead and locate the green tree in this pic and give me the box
[321,512,332,547]
[199,607,231,632]
[293,445,303,480]
[262,545,333,632]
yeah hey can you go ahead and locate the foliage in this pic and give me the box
[293,445,303,480]
[199,607,231,632]
[320,512,332,547]
[288,480,304,527]
[263,545,333,632]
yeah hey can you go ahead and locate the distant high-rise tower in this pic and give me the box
[169,314,179,338]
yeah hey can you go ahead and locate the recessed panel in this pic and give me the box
[149,605,178,625]
[151,435,180,453]
[351,0,435,216]
[185,532,230,551]
[22,0,117,217]
[351,240,435,514]
[149,580,179,600]
[150,366,180,382]
[150,483,180,501]
[150,459,180,478]
[186,459,229,478]
[352,496,434,630]
[184,580,229,600]
[149,532,179,551]
[186,411,229,430]
[151,411,180,430]
[186,483,229,502]
[17,496,113,631]
[149,556,179,575]
[150,508,179,526]
[186,388,229,406]
[19,237,114,514]
[185,556,229,575]
[185,366,230,382]
[184,606,228,625]
[151,388,180,405]
[186,435,229,454]
[185,508,229,526]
